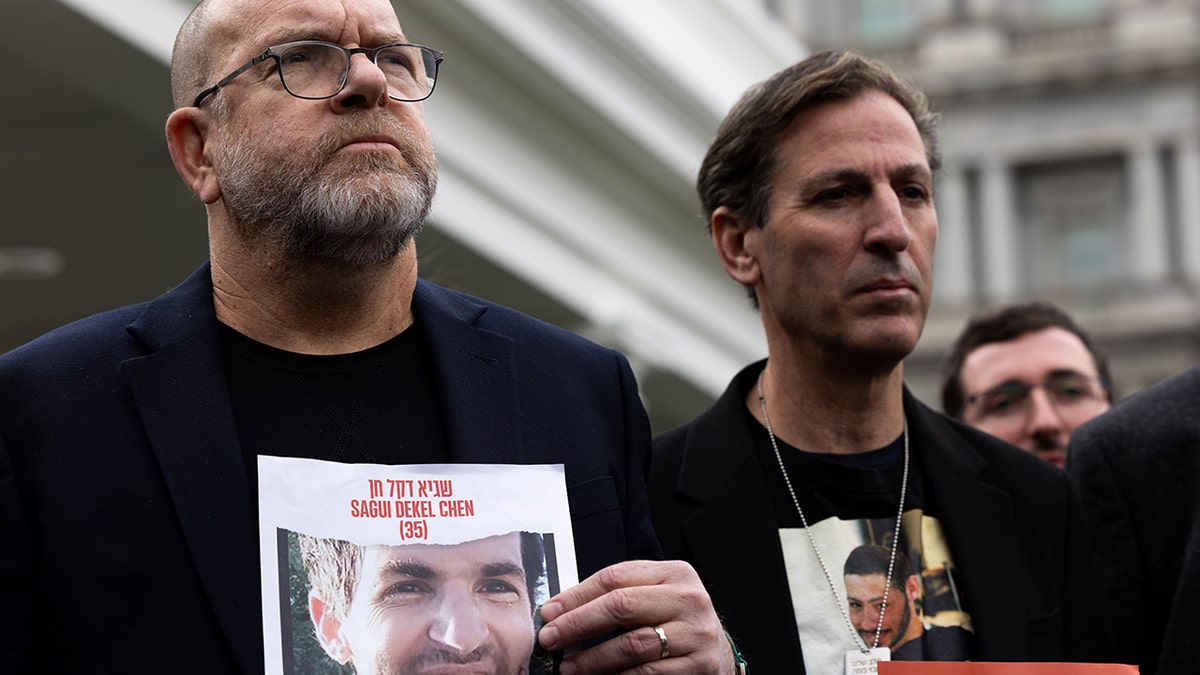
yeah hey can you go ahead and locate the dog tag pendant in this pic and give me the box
[844,647,890,675]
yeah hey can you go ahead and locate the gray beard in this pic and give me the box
[215,123,437,266]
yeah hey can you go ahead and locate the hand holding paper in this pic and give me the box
[537,559,734,674]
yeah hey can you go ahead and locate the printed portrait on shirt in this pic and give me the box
[780,510,974,673]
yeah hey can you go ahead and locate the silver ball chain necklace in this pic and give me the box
[756,369,909,673]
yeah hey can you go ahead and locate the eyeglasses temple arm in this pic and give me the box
[191,52,274,108]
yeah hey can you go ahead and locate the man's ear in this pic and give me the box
[309,591,353,665]
[165,107,221,204]
[711,205,762,289]
[905,575,922,603]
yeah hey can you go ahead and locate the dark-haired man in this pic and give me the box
[843,545,970,662]
[942,300,1113,467]
[649,49,1107,673]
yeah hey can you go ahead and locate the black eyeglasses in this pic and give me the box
[192,40,443,108]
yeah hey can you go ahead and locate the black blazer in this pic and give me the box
[1068,366,1200,675]
[649,362,1107,674]
[0,263,659,673]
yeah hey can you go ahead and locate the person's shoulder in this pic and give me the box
[2,263,211,377]
[932,408,1031,457]
[650,419,696,475]
[906,394,1000,452]
[652,422,692,454]
[415,279,620,356]
[652,363,761,471]
[1072,365,1200,458]
[907,395,1062,481]
[922,624,975,660]
[1089,366,1199,429]
[0,302,149,376]
[927,623,974,635]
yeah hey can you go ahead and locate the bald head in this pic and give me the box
[171,0,218,109]
[170,0,410,110]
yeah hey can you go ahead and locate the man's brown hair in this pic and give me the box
[698,49,941,232]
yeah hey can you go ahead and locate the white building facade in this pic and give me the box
[770,0,1200,402]
[0,0,806,432]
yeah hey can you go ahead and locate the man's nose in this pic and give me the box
[861,606,883,631]
[427,588,490,654]
[1025,387,1067,439]
[331,52,390,111]
[863,190,913,253]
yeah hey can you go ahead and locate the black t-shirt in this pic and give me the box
[745,401,975,670]
[750,412,926,528]
[220,324,450,489]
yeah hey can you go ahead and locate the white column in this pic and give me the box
[933,165,973,305]
[979,159,1017,300]
[1128,140,1170,285]
[1176,133,1200,285]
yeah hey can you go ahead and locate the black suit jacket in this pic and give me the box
[649,362,1106,674]
[0,264,659,673]
[1067,366,1200,675]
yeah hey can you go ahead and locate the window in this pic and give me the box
[858,0,916,43]
[771,0,918,47]
[1042,0,1105,23]
[1016,156,1128,291]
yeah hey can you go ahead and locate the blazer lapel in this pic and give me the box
[123,265,261,674]
[115,273,529,673]
[412,280,523,465]
[674,365,806,666]
[680,464,805,665]
[906,394,1028,660]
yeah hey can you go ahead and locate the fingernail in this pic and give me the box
[538,623,560,650]
[558,659,577,675]
[540,599,563,622]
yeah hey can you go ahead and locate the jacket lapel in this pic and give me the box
[412,280,524,465]
[906,392,1028,660]
[122,264,261,673]
[674,363,807,666]
[116,272,528,673]
[676,379,1033,666]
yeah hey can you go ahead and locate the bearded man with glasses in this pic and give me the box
[941,300,1114,468]
[0,0,737,672]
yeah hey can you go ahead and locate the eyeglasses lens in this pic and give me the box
[374,45,437,100]
[975,375,1104,422]
[276,42,435,101]
[1045,375,1102,410]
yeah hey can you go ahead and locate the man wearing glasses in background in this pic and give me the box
[0,0,737,672]
[940,300,1113,468]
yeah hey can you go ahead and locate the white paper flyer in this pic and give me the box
[259,457,577,675]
